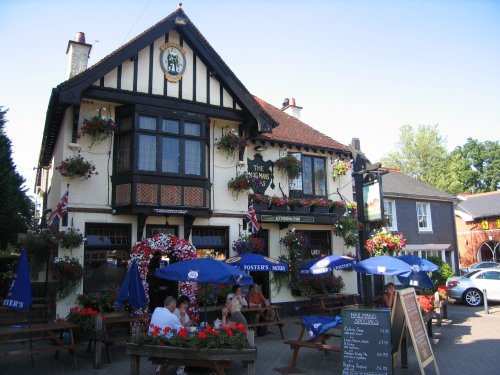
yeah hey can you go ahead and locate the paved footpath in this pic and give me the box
[2,302,499,375]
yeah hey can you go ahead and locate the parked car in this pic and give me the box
[447,269,500,306]
[459,261,499,275]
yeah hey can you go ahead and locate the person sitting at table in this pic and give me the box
[149,296,185,375]
[226,284,248,310]
[381,282,396,308]
[173,294,192,327]
[246,283,275,323]
[221,298,248,329]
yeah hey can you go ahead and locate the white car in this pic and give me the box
[459,261,499,275]
[447,269,500,306]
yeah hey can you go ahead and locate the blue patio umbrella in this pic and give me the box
[299,255,356,275]
[225,253,289,272]
[396,254,439,272]
[353,255,413,277]
[398,270,435,289]
[115,261,148,309]
[3,249,32,311]
[155,258,253,285]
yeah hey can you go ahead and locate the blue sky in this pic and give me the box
[1,0,499,195]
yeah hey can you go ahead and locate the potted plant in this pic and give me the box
[309,198,331,213]
[248,193,269,211]
[274,154,301,180]
[288,197,311,213]
[365,228,406,256]
[52,256,85,300]
[56,227,85,250]
[331,159,352,181]
[56,154,98,179]
[78,114,118,149]
[269,195,288,211]
[215,128,248,159]
[66,306,107,341]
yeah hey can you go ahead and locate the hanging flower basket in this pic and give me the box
[232,235,266,254]
[56,154,97,179]
[365,228,406,256]
[78,115,118,148]
[332,159,352,181]
[274,155,301,180]
[332,216,360,248]
[52,256,85,300]
[227,172,260,195]
[215,129,248,159]
[56,227,85,249]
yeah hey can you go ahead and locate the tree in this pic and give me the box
[0,107,35,249]
[447,138,500,193]
[381,124,448,184]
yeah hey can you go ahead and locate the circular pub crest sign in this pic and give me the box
[159,42,186,82]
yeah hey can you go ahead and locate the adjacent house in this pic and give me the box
[34,7,357,316]
[455,191,500,267]
[381,170,460,272]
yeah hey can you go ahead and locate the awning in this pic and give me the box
[403,244,451,251]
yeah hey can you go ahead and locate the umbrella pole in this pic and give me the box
[204,284,208,324]
[28,308,34,368]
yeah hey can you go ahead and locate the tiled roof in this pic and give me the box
[253,97,350,153]
[456,190,500,219]
[382,170,458,202]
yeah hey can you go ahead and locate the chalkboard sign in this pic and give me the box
[342,308,393,375]
[396,288,440,374]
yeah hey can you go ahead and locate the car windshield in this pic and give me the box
[464,270,481,278]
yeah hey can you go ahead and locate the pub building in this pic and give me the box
[35,6,358,316]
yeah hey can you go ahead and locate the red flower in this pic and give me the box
[178,327,188,338]
[198,331,207,340]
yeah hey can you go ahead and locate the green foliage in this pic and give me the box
[332,216,359,248]
[291,274,345,296]
[0,107,36,249]
[274,154,301,180]
[427,256,455,287]
[77,290,118,313]
[21,228,57,273]
[270,254,291,294]
[382,124,448,182]
[446,138,500,193]
[381,125,499,194]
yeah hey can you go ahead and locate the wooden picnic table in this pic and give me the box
[90,313,150,369]
[0,321,78,370]
[274,319,342,374]
[306,293,361,315]
[242,305,286,339]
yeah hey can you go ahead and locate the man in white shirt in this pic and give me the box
[149,296,185,375]
[149,295,183,333]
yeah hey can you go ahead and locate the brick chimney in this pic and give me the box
[281,97,302,119]
[66,32,92,79]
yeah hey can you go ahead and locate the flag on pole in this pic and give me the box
[246,200,260,233]
[47,190,69,226]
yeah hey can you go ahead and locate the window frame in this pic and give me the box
[384,199,397,231]
[289,153,327,198]
[416,202,432,232]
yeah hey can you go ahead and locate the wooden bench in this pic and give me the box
[91,314,150,369]
[274,321,341,374]
[0,321,78,370]
[243,305,285,339]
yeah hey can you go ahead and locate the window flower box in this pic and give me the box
[288,198,310,213]
[269,196,288,211]
[309,198,331,213]
[248,193,269,211]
